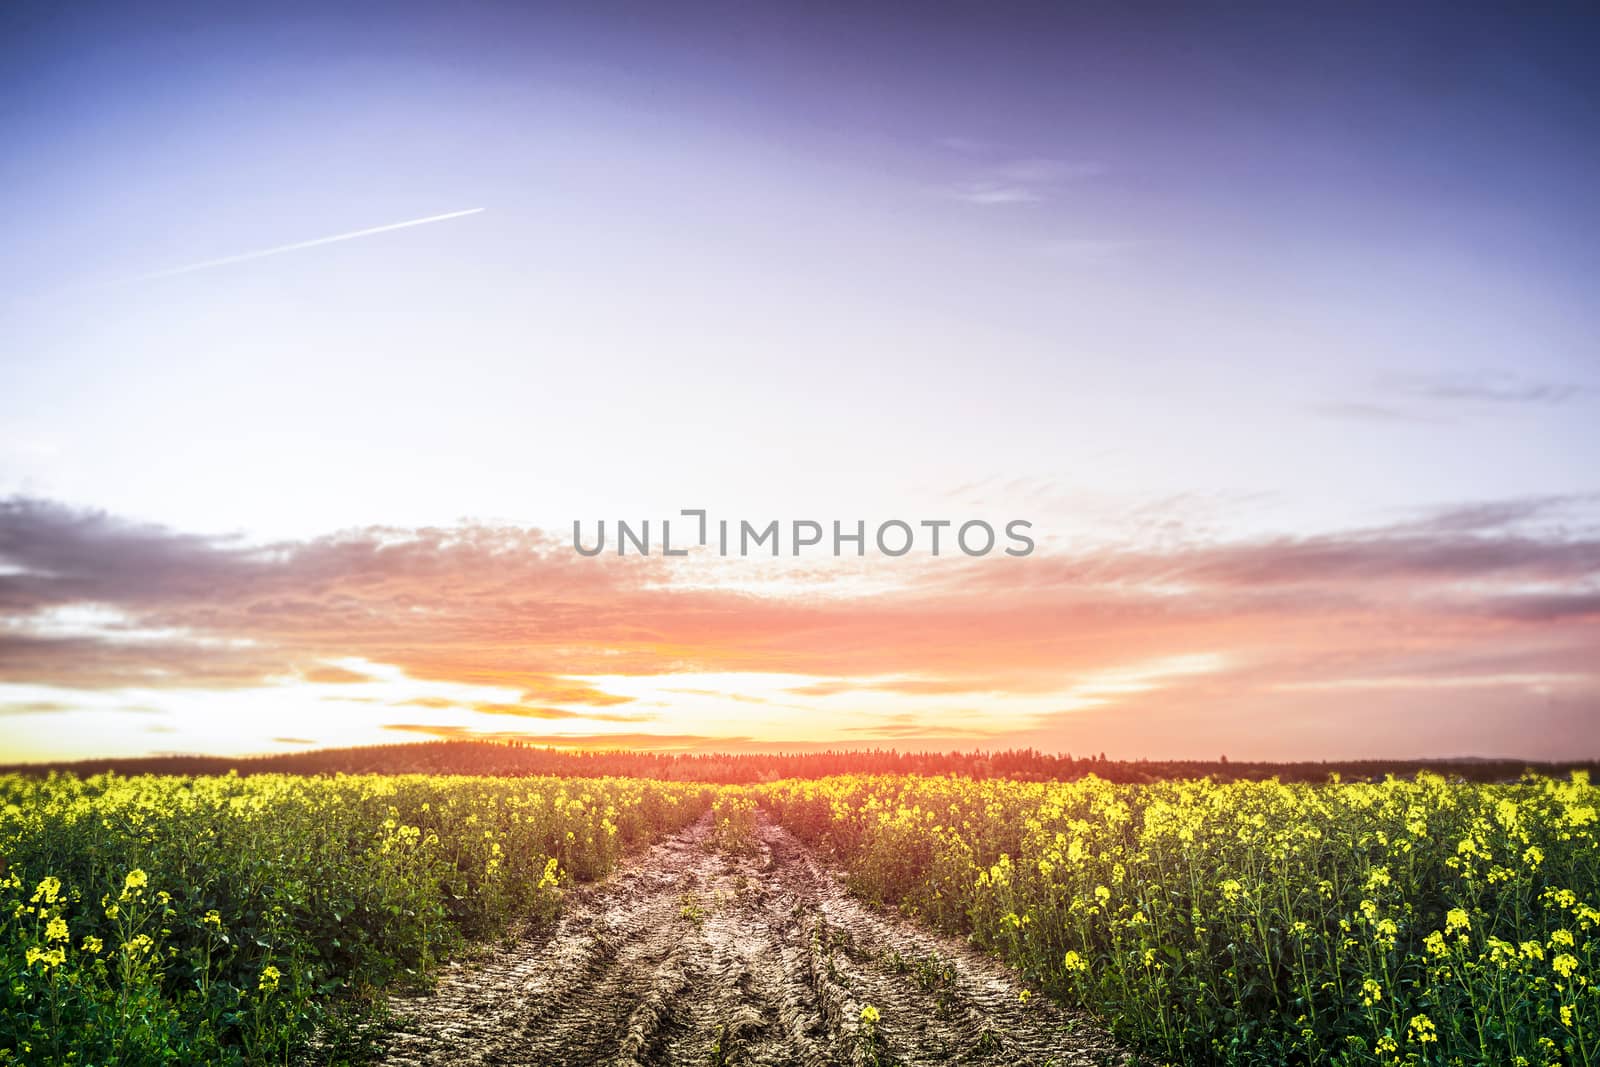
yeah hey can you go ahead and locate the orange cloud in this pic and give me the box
[2,495,1597,758]
[301,665,372,684]
[466,702,652,723]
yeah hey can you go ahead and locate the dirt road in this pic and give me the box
[381,813,1126,1066]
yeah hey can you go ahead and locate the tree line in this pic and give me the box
[4,740,1593,784]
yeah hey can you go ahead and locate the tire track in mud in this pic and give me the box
[382,813,1127,1067]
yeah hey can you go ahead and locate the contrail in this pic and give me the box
[125,207,486,283]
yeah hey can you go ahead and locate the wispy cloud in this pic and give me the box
[988,159,1105,183]
[464,701,651,723]
[1312,402,1445,425]
[1,700,77,716]
[1319,371,1596,423]
[940,154,1103,207]
[949,183,1045,205]
[301,665,373,684]
[1394,371,1595,406]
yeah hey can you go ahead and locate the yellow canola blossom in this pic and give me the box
[759,770,1598,1065]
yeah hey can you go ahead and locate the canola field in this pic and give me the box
[763,772,1599,1066]
[2,770,1596,1066]
[0,774,711,1064]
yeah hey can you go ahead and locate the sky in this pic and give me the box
[1,1,1597,762]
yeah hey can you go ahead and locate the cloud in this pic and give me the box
[1,699,163,717]
[0,634,291,689]
[1,700,76,716]
[302,665,373,684]
[1395,371,1595,406]
[665,688,773,705]
[392,695,647,722]
[941,156,1102,206]
[467,702,652,723]
[1312,402,1444,425]
[1319,372,1596,424]
[989,159,1105,183]
[840,711,1000,739]
[1382,496,1591,536]
[949,183,1043,205]
[1,495,1598,756]
[788,675,1054,698]
[519,678,636,706]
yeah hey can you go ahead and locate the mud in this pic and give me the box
[381,813,1127,1066]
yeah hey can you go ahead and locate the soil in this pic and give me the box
[380,813,1128,1066]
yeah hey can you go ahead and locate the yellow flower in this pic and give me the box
[1360,978,1382,1006]
[258,964,282,992]
[1444,908,1471,936]
[1552,953,1578,979]
[120,868,150,901]
[25,946,66,969]
[80,935,104,954]
[1407,1013,1438,1045]
[45,916,69,942]
[1063,950,1089,973]
[859,1003,880,1025]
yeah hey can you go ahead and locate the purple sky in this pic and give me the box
[1,2,1597,760]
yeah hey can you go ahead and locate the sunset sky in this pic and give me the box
[2,2,1597,762]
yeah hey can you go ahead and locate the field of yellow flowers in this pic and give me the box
[762,772,1599,1066]
[0,773,711,1065]
[5,769,1596,1066]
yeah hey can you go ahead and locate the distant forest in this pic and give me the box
[3,740,1594,784]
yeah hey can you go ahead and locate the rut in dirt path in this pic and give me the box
[381,812,1128,1067]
